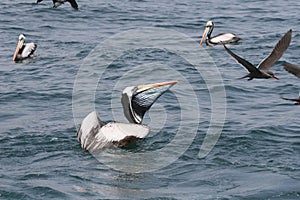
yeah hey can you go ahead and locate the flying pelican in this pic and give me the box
[200,21,241,46]
[224,29,292,80]
[282,92,300,105]
[13,34,37,62]
[283,63,300,78]
[37,0,78,9]
[77,80,178,152]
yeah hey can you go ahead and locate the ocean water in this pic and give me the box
[1,0,300,199]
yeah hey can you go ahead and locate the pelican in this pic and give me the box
[13,34,37,62]
[200,21,241,46]
[77,80,178,152]
[224,29,292,80]
[282,92,300,105]
[283,63,300,78]
[37,0,78,9]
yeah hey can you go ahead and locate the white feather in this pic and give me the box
[21,43,36,58]
[54,2,63,7]
[99,122,150,141]
[77,111,150,152]
[210,33,237,43]
[77,111,102,149]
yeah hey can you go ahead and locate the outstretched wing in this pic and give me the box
[77,111,105,151]
[223,44,260,74]
[283,63,300,78]
[258,29,292,70]
[67,0,78,9]
[21,43,37,58]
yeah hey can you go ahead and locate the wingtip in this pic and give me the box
[287,29,292,37]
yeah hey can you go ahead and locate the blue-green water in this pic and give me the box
[1,0,299,199]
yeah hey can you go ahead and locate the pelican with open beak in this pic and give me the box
[200,21,241,46]
[13,34,37,62]
[77,80,178,152]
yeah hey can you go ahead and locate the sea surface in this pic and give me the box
[1,0,300,199]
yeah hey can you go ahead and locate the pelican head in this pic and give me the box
[205,21,214,28]
[121,80,178,124]
[200,21,214,45]
[13,34,26,61]
[19,34,26,41]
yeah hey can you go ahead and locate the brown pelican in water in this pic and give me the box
[37,0,78,9]
[13,34,37,62]
[77,80,178,152]
[224,29,292,80]
[200,21,241,46]
[283,63,300,78]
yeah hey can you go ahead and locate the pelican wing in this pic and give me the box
[223,44,261,74]
[77,111,150,152]
[98,123,150,141]
[21,42,37,58]
[258,29,292,70]
[77,111,105,151]
[67,0,78,9]
[283,63,300,78]
[210,33,240,44]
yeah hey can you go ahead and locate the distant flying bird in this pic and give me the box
[13,34,37,62]
[282,92,300,105]
[37,0,78,9]
[77,80,178,152]
[282,63,300,105]
[224,29,292,80]
[200,21,241,46]
[283,63,300,78]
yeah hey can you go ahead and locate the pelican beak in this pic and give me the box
[137,80,178,93]
[272,75,279,80]
[200,27,209,46]
[13,40,22,61]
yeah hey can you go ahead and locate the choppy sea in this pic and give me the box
[0,0,299,199]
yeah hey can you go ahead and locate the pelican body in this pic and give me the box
[224,29,292,80]
[13,34,37,62]
[200,21,241,46]
[77,80,178,152]
[37,0,78,9]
